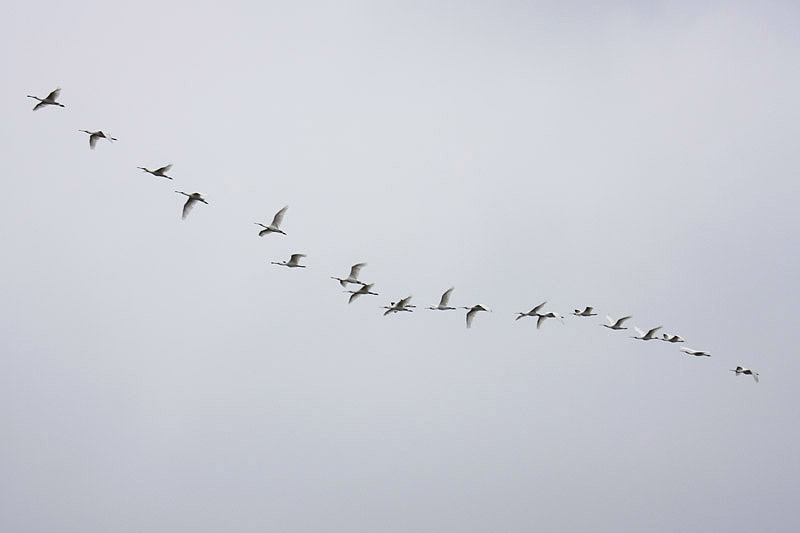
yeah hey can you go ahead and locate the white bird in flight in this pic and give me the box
[662,334,685,343]
[138,164,173,179]
[730,366,759,383]
[79,129,117,149]
[345,283,378,304]
[255,205,288,236]
[384,296,414,315]
[463,304,491,328]
[602,315,632,330]
[536,311,565,329]
[681,347,711,357]
[174,191,208,219]
[516,301,548,321]
[271,253,307,268]
[572,306,597,317]
[28,88,64,110]
[331,263,368,287]
[632,326,663,340]
[428,287,456,310]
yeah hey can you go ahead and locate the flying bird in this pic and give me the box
[536,312,565,329]
[464,304,491,328]
[572,306,597,317]
[730,366,759,383]
[662,334,685,343]
[331,263,368,287]
[345,283,378,304]
[255,205,288,236]
[602,315,632,330]
[516,301,548,321]
[27,88,64,110]
[79,129,117,149]
[138,164,173,179]
[271,253,307,268]
[174,191,208,219]
[681,347,711,357]
[632,326,663,340]
[384,296,414,315]
[428,287,456,310]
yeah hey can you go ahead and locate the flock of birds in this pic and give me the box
[25,87,761,384]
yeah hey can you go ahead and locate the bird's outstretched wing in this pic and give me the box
[348,292,361,304]
[33,101,46,111]
[182,198,197,219]
[439,287,454,307]
[532,301,547,314]
[271,205,288,228]
[289,253,306,265]
[349,263,367,279]
[466,309,476,328]
[89,134,98,149]
[46,88,61,101]
[614,316,632,328]
[156,164,172,174]
[536,315,547,329]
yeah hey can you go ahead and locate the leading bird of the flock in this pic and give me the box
[79,129,117,149]
[572,306,597,317]
[27,88,64,110]
[174,191,208,219]
[345,283,378,304]
[255,205,288,236]
[428,287,456,310]
[632,326,663,340]
[730,366,759,383]
[516,301,548,321]
[681,347,711,357]
[464,304,491,328]
[662,334,685,343]
[138,164,173,180]
[602,315,632,330]
[384,296,414,315]
[271,254,307,268]
[331,263,368,287]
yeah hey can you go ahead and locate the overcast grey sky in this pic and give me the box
[2,1,799,531]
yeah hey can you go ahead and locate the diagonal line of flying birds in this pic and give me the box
[25,86,760,383]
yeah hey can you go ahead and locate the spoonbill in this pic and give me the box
[331,263,368,287]
[28,88,64,110]
[632,326,662,340]
[384,296,414,315]
[174,191,208,219]
[345,283,378,304]
[662,334,685,343]
[681,347,711,357]
[79,130,117,149]
[537,312,565,329]
[138,164,173,179]
[464,304,491,328]
[730,366,759,383]
[602,315,632,330]
[255,205,288,236]
[516,301,547,321]
[271,254,307,268]
[428,287,456,310]
[572,306,597,317]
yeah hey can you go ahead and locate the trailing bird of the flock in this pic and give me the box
[24,86,762,384]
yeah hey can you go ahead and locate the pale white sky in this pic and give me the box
[1,1,799,531]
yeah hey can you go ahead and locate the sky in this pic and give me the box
[2,1,799,531]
